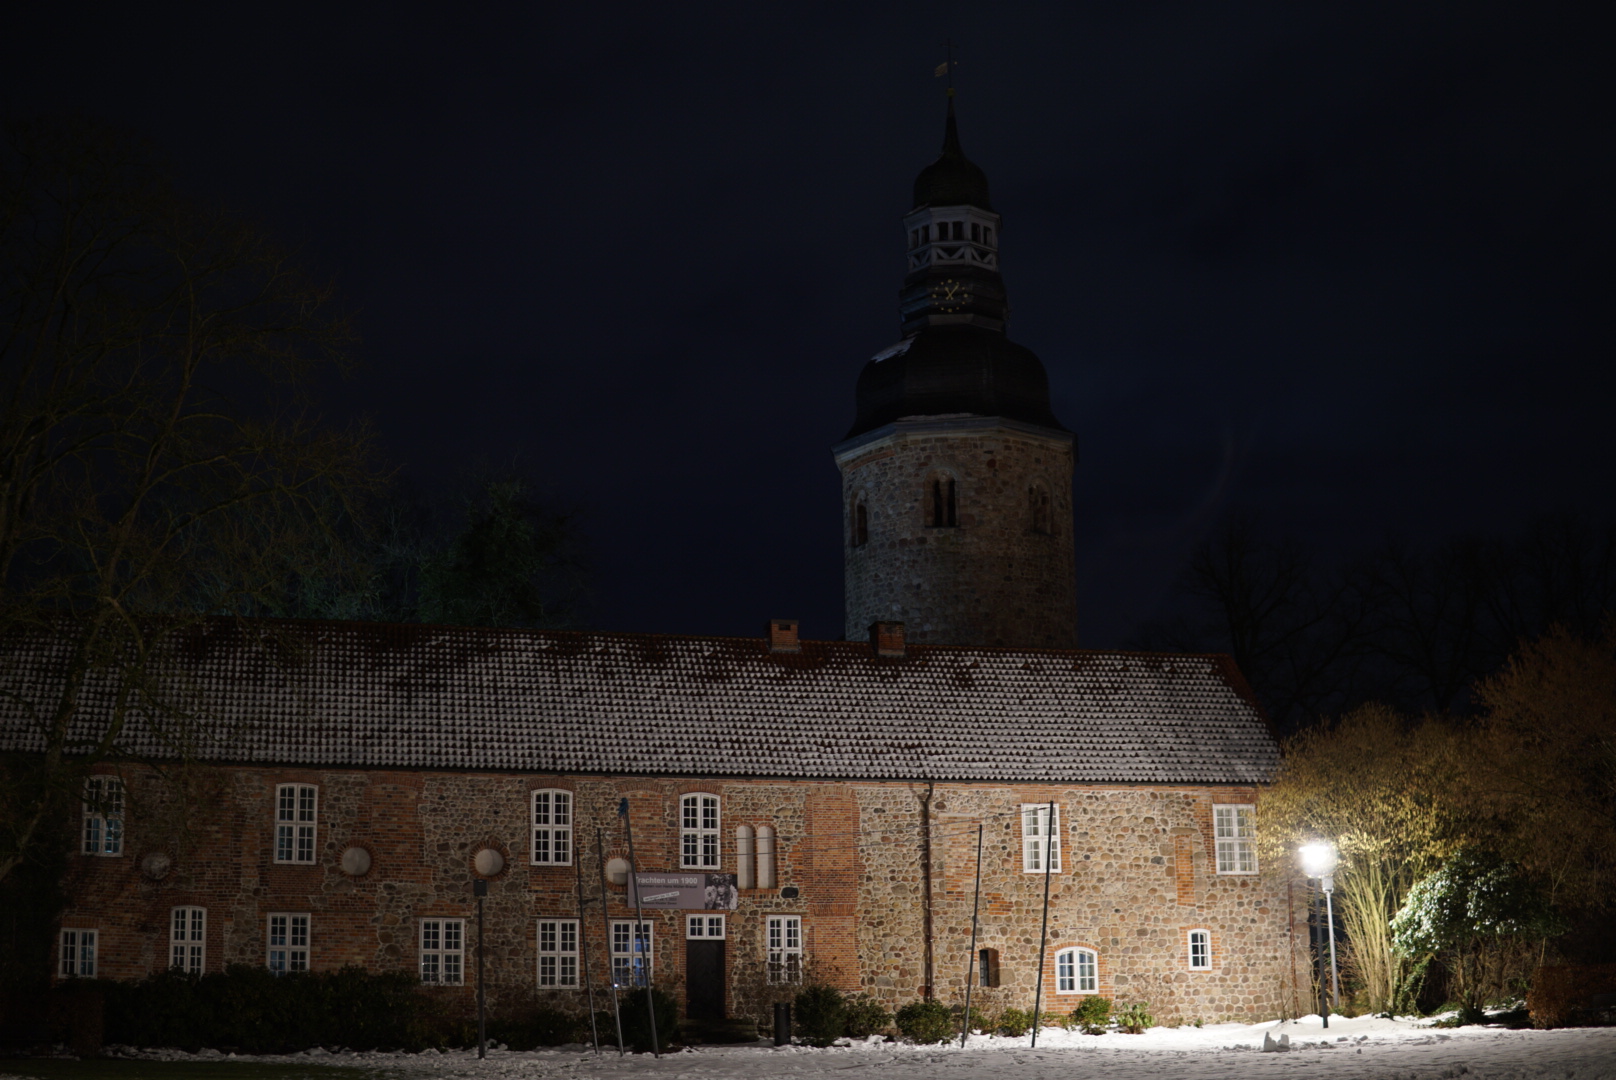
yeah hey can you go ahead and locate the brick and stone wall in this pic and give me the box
[59,766,1303,1026]
[837,417,1078,649]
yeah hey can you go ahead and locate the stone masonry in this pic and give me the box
[837,416,1078,648]
[62,764,1305,1026]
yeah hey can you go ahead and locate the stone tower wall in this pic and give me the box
[837,418,1077,648]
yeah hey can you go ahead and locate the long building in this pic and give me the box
[4,92,1306,1028]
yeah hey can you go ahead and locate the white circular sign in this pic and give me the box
[605,856,630,885]
[140,852,171,880]
[473,847,505,877]
[340,846,372,876]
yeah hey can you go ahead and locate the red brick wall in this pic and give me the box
[54,767,1303,1025]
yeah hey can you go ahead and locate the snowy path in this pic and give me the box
[105,1015,1616,1080]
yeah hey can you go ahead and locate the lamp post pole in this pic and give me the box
[1322,873,1340,1013]
[1298,841,1339,1031]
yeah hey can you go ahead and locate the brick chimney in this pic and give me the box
[766,618,800,653]
[869,621,906,658]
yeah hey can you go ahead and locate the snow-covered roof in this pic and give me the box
[0,619,1278,784]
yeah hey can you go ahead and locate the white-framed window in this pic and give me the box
[686,914,725,939]
[58,929,97,977]
[419,918,464,985]
[274,784,318,864]
[766,915,803,984]
[1188,929,1211,971]
[267,913,309,974]
[681,793,720,869]
[171,907,205,974]
[1055,946,1097,994]
[531,789,572,866]
[611,920,653,987]
[537,919,580,988]
[82,777,123,856]
[1021,804,1062,873]
[1213,805,1257,874]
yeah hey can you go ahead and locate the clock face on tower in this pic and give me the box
[930,278,970,313]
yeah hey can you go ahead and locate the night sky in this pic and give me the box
[6,2,1610,647]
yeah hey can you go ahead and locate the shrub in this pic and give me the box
[1070,995,1112,1035]
[612,987,679,1053]
[1528,964,1616,1029]
[95,965,429,1053]
[1115,1001,1154,1034]
[1391,850,1565,1012]
[993,1006,1033,1037]
[793,985,848,1047]
[489,1006,588,1049]
[1430,1005,1487,1028]
[842,995,892,1038]
[894,999,954,1044]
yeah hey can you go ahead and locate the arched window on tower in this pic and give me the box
[1029,482,1054,536]
[850,494,869,547]
[925,472,958,528]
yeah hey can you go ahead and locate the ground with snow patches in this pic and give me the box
[31,1013,1616,1079]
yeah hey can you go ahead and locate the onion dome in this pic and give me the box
[845,326,1063,438]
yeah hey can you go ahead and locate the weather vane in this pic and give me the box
[934,38,957,96]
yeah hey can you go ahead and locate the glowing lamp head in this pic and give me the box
[1299,841,1339,878]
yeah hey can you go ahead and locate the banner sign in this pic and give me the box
[629,872,738,910]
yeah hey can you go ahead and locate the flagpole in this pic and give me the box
[619,798,660,1058]
[596,827,625,1056]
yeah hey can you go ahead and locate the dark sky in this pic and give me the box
[6,2,1610,647]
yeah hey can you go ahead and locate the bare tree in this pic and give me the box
[0,118,377,885]
[1135,513,1616,730]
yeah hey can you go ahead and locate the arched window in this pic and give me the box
[1029,482,1053,535]
[925,473,958,528]
[736,825,755,889]
[756,824,777,888]
[851,494,868,547]
[1055,946,1098,994]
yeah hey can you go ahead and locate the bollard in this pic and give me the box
[773,1002,792,1046]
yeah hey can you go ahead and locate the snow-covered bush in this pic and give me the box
[1068,995,1112,1034]
[841,995,892,1038]
[1115,1001,1154,1034]
[894,1000,954,1044]
[792,985,847,1047]
[1391,850,1565,1012]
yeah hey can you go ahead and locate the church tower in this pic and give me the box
[835,95,1077,648]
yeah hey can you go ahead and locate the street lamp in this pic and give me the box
[1298,841,1340,1026]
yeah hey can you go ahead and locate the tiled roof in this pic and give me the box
[0,620,1278,784]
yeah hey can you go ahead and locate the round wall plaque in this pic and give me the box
[140,852,172,880]
[604,857,630,885]
[340,846,372,876]
[473,847,505,877]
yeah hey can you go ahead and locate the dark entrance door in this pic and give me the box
[686,939,725,1020]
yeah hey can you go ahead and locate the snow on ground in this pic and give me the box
[97,1014,1616,1079]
